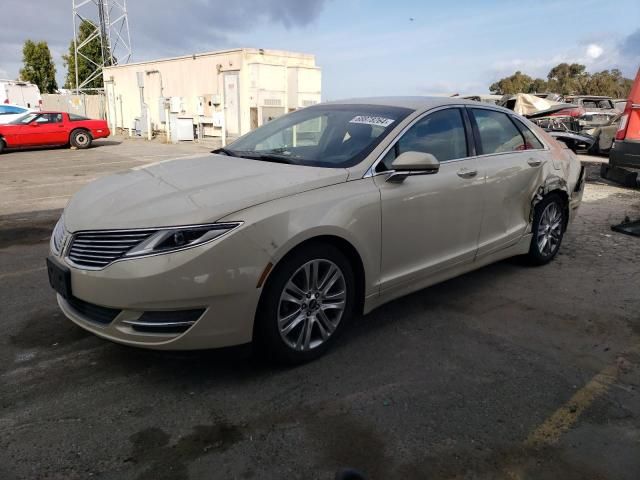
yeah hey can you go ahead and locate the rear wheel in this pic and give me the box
[255,243,355,364]
[0,138,4,154]
[528,193,566,265]
[70,129,92,149]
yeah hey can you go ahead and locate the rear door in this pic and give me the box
[468,107,547,257]
[375,107,484,293]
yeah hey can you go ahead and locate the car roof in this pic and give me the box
[2,103,30,108]
[322,96,513,113]
[565,95,612,99]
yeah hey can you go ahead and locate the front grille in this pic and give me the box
[68,229,157,268]
[122,309,205,334]
[66,296,121,325]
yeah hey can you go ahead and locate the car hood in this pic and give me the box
[64,154,348,231]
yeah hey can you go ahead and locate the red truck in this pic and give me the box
[610,68,640,169]
[0,111,110,153]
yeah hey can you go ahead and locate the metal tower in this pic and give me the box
[72,0,132,92]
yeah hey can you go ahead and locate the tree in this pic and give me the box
[489,63,633,98]
[19,40,58,93]
[489,71,534,95]
[62,20,105,90]
[586,69,633,98]
[546,63,589,95]
[529,78,549,94]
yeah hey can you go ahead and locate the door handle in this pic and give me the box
[457,168,477,179]
[527,158,542,167]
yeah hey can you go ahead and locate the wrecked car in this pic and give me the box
[500,93,619,153]
[47,97,584,363]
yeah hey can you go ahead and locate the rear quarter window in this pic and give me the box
[68,113,89,121]
[512,117,544,150]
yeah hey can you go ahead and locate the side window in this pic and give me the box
[378,108,467,171]
[36,113,63,124]
[512,117,544,150]
[0,106,8,115]
[471,109,525,154]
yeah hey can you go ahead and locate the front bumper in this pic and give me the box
[52,230,270,350]
[610,139,640,169]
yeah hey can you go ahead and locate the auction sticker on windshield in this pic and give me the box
[349,116,395,127]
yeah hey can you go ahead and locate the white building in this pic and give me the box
[102,48,322,142]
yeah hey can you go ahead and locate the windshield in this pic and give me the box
[10,113,39,125]
[224,104,413,168]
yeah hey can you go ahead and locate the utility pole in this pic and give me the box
[72,0,132,93]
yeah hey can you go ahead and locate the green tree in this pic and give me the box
[586,69,633,98]
[488,63,633,98]
[62,20,105,90]
[546,63,589,95]
[489,71,534,95]
[529,78,549,94]
[19,40,58,93]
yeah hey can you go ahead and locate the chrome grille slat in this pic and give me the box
[70,252,121,260]
[71,247,128,254]
[73,239,145,244]
[68,229,157,268]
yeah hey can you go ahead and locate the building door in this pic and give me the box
[224,73,240,136]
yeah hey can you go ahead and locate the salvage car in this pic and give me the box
[610,68,640,169]
[0,111,110,153]
[561,95,618,127]
[47,98,585,363]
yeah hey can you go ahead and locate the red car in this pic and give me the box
[0,111,110,153]
[611,67,640,169]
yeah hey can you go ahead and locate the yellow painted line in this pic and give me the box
[0,266,46,280]
[525,343,639,448]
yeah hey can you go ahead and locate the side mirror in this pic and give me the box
[387,151,440,183]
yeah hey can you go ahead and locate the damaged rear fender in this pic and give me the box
[530,176,570,229]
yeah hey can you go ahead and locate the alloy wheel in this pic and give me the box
[277,259,346,351]
[536,202,563,256]
[76,133,89,146]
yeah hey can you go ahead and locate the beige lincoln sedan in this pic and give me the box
[47,97,585,363]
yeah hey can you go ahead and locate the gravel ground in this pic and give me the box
[0,141,639,480]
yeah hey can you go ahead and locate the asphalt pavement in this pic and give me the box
[1,139,639,480]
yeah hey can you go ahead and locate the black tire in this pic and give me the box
[528,193,566,265]
[70,129,92,149]
[255,243,356,364]
[600,162,609,179]
[0,138,4,154]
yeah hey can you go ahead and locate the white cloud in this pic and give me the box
[586,44,604,59]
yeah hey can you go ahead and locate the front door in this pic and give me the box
[25,113,67,145]
[375,107,484,293]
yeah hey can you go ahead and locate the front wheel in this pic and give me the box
[70,130,92,149]
[528,193,566,265]
[255,243,355,364]
[0,138,5,154]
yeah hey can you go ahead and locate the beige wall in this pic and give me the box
[103,48,321,139]
[42,94,106,119]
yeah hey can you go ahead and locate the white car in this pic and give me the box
[0,104,31,124]
[47,97,585,363]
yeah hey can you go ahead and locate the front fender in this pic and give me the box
[218,178,382,297]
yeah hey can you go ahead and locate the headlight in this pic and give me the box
[123,222,241,258]
[51,216,65,255]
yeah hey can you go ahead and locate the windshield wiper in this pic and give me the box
[239,153,297,165]
[212,147,237,157]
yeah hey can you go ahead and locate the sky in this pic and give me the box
[1,0,639,99]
